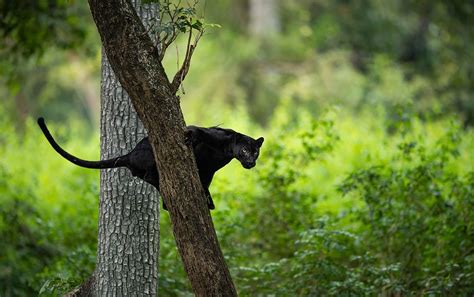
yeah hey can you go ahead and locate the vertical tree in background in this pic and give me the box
[96,1,160,296]
[66,1,160,296]
[88,0,237,295]
[249,0,280,37]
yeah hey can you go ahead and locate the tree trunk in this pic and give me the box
[96,1,160,296]
[65,1,161,296]
[249,0,280,37]
[87,0,237,296]
[97,53,160,296]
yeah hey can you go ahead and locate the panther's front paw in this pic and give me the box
[207,198,215,210]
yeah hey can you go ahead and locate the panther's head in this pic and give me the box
[234,135,264,169]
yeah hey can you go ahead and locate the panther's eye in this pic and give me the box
[242,148,249,155]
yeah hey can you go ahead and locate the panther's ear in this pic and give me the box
[256,137,264,147]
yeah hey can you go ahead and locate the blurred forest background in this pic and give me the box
[1,0,473,295]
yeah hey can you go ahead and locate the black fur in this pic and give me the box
[37,118,264,210]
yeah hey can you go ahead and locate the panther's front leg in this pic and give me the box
[205,188,215,210]
[184,128,199,147]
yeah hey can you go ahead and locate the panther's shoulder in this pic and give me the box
[187,125,238,138]
[208,126,237,136]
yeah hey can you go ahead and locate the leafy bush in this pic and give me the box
[339,123,474,295]
[210,107,473,296]
[0,115,97,296]
[1,104,473,296]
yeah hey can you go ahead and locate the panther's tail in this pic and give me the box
[37,117,128,169]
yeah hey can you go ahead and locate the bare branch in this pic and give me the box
[159,29,180,61]
[155,6,166,51]
[171,26,204,94]
[159,31,169,61]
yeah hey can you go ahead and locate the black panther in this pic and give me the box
[37,118,264,210]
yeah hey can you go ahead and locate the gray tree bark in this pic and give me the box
[87,0,238,295]
[96,1,160,296]
[249,0,280,37]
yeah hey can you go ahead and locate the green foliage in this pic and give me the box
[147,0,218,35]
[189,0,474,125]
[2,0,473,128]
[145,0,201,36]
[0,114,97,296]
[1,98,473,296]
[0,0,88,58]
[338,124,474,295]
[155,104,474,295]
[0,0,96,93]
[1,0,474,295]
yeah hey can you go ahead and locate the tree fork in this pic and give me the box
[87,0,237,295]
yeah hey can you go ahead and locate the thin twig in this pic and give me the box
[171,26,204,93]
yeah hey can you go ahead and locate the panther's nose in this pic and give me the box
[243,162,256,169]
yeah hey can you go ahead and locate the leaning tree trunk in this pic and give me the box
[88,0,238,296]
[96,1,160,296]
